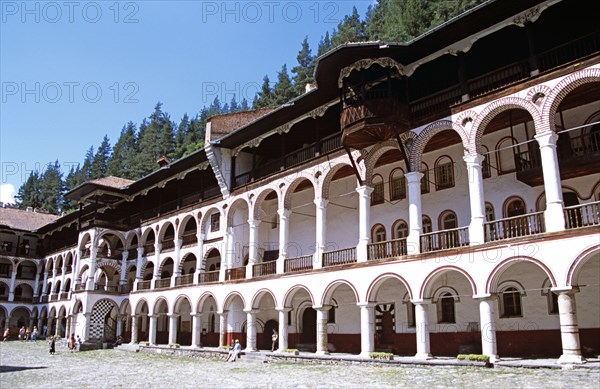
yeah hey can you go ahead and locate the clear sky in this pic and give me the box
[0,0,372,203]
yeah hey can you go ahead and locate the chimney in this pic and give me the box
[26,206,33,212]
[305,83,316,93]
[157,156,171,168]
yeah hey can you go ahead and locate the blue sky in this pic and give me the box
[0,0,372,203]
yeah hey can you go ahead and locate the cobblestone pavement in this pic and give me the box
[1,341,599,388]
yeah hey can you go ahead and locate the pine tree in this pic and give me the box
[272,64,295,105]
[229,96,240,113]
[292,37,315,96]
[62,165,80,212]
[331,7,366,47]
[365,0,386,40]
[15,171,43,209]
[90,135,111,179]
[253,76,275,108]
[174,114,190,160]
[107,122,137,178]
[317,31,333,57]
[39,160,64,214]
[240,98,250,111]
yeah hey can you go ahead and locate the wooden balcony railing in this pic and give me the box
[143,244,155,256]
[182,234,198,247]
[564,201,600,230]
[198,270,219,284]
[40,295,49,303]
[59,292,69,300]
[320,133,342,154]
[252,261,276,277]
[538,32,599,72]
[468,61,529,99]
[284,255,313,273]
[161,239,175,252]
[74,284,85,292]
[175,274,194,286]
[137,280,151,291]
[368,238,408,260]
[225,267,246,281]
[484,212,545,242]
[285,144,317,168]
[323,247,357,267]
[50,293,59,302]
[13,295,35,303]
[421,227,470,253]
[119,284,132,294]
[155,278,171,289]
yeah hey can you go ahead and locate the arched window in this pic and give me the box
[371,174,385,205]
[496,137,518,174]
[505,197,526,218]
[439,211,459,249]
[435,156,455,190]
[500,285,523,318]
[420,162,430,194]
[372,224,386,243]
[393,220,408,239]
[390,168,406,200]
[541,279,559,315]
[439,211,458,230]
[422,215,432,234]
[434,288,458,324]
[482,146,492,178]
[485,203,495,222]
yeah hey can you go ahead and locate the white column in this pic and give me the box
[116,315,123,337]
[148,315,158,345]
[119,250,128,286]
[171,239,183,287]
[412,300,432,359]
[244,309,258,351]
[555,289,585,364]
[315,305,331,355]
[134,247,143,290]
[535,132,565,232]
[74,250,82,284]
[218,311,228,347]
[276,209,291,274]
[313,198,328,269]
[86,243,98,291]
[246,219,261,279]
[477,296,499,362]
[358,302,375,358]
[277,308,290,352]
[152,243,162,288]
[8,269,17,301]
[130,315,138,344]
[41,270,49,297]
[356,186,374,262]
[406,172,423,255]
[168,314,178,345]
[82,312,91,342]
[33,270,40,298]
[191,313,202,348]
[194,233,205,285]
[464,154,486,245]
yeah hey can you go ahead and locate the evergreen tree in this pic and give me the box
[331,7,366,47]
[39,160,64,214]
[174,114,190,160]
[253,75,275,108]
[15,171,43,209]
[90,135,111,179]
[292,37,315,96]
[229,96,240,113]
[107,122,137,179]
[62,164,80,212]
[272,64,295,105]
[317,31,333,57]
[240,98,250,111]
[365,0,386,40]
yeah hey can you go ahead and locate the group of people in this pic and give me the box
[2,326,39,342]
[48,333,82,354]
[224,329,279,362]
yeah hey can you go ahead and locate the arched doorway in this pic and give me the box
[263,319,278,350]
[89,299,118,343]
[301,308,317,345]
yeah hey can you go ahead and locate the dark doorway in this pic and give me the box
[263,320,278,350]
[301,308,317,343]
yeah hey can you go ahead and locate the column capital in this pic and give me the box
[277,208,292,218]
[462,153,484,165]
[534,130,558,147]
[243,309,259,315]
[356,302,376,308]
[121,251,129,261]
[313,304,332,311]
[168,313,180,319]
[191,312,202,318]
[175,239,183,249]
[216,310,228,316]
[247,219,261,228]
[275,307,292,313]
[410,298,431,305]
[551,286,580,295]
[356,185,374,196]
[473,293,497,300]
[313,198,329,208]
[405,171,424,183]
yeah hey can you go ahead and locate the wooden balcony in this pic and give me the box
[323,247,357,267]
[182,234,198,248]
[155,278,171,289]
[564,201,600,230]
[284,255,313,273]
[136,280,151,291]
[484,212,545,242]
[175,274,194,286]
[252,261,277,277]
[367,238,407,261]
[420,227,469,253]
[161,239,175,252]
[225,267,245,281]
[198,270,219,284]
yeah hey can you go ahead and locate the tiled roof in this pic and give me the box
[208,108,275,141]
[0,207,59,231]
[88,176,134,189]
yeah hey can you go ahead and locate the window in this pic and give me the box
[482,146,492,178]
[542,279,559,315]
[435,156,455,190]
[505,197,526,218]
[422,215,432,234]
[371,175,384,205]
[420,163,430,194]
[496,137,518,174]
[393,220,408,239]
[210,213,220,232]
[440,211,458,230]
[0,263,10,277]
[500,286,523,318]
[372,225,386,243]
[439,292,456,323]
[485,203,495,222]
[390,169,406,200]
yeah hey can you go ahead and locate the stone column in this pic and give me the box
[276,209,291,274]
[277,308,291,352]
[313,198,328,269]
[412,300,432,359]
[119,250,128,286]
[168,314,179,345]
[315,305,331,355]
[478,296,499,362]
[244,309,258,351]
[8,269,17,301]
[130,315,138,344]
[406,172,423,255]
[86,242,98,291]
[358,302,375,358]
[218,311,228,347]
[82,312,91,341]
[464,154,486,245]
[194,232,205,285]
[33,270,40,298]
[535,132,565,232]
[246,219,261,279]
[555,289,585,364]
[191,313,202,348]
[116,315,123,337]
[41,270,49,299]
[74,250,82,285]
[148,315,158,346]
[134,247,144,289]
[356,186,374,262]
[171,239,183,287]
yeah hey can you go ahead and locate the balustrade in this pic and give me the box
[367,238,408,260]
[484,212,545,242]
[323,247,357,267]
[564,201,600,230]
[284,255,313,273]
[198,270,219,284]
[421,227,469,253]
[252,261,277,277]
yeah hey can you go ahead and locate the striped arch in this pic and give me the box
[226,197,251,227]
[223,291,246,311]
[320,279,359,306]
[411,121,471,170]
[200,207,221,234]
[78,264,90,280]
[471,96,542,154]
[177,213,198,239]
[364,134,415,185]
[251,186,280,221]
[126,230,141,249]
[96,260,121,275]
[320,160,357,200]
[566,244,600,287]
[282,175,317,210]
[420,266,477,300]
[96,230,126,249]
[543,67,600,133]
[486,256,557,294]
[250,288,278,310]
[196,291,218,314]
[282,284,315,308]
[157,220,176,242]
[365,272,414,302]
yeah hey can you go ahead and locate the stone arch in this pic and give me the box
[152,297,170,315]
[173,294,193,315]
[119,299,131,315]
[366,133,417,183]
[282,176,317,210]
[157,257,174,278]
[250,288,278,310]
[134,299,150,315]
[566,244,600,287]
[411,120,471,170]
[282,284,315,308]
[223,291,246,311]
[320,161,358,199]
[89,298,118,342]
[486,256,557,294]
[126,230,141,249]
[178,213,198,239]
[96,230,126,250]
[196,292,218,314]
[252,187,280,221]
[543,67,600,133]
[321,279,359,306]
[227,197,251,226]
[157,220,176,242]
[420,266,477,300]
[78,232,93,251]
[200,207,221,234]
[471,97,542,154]
[96,260,121,275]
[141,227,156,246]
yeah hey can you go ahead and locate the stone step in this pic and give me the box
[115,343,141,353]
[235,352,267,364]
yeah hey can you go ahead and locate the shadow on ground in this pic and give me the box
[0,365,48,373]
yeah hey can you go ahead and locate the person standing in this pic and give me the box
[48,336,56,355]
[31,327,38,342]
[25,327,30,341]
[68,333,76,352]
[271,329,278,352]
[230,339,242,362]
[18,326,25,342]
[3,328,9,342]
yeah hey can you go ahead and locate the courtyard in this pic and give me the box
[1,341,599,388]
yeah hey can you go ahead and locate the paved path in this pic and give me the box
[1,341,599,388]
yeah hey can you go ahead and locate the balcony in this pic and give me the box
[367,238,408,261]
[50,293,59,302]
[161,239,175,253]
[516,132,600,186]
[175,274,194,286]
[59,292,69,300]
[198,270,219,284]
[119,284,132,294]
[182,234,198,248]
[155,278,171,289]
[143,244,155,256]
[564,201,600,230]
[252,261,276,277]
[137,280,151,291]
[13,295,35,303]
[484,212,545,242]
[225,267,245,281]
[420,227,469,253]
[284,255,313,273]
[74,284,85,292]
[323,247,357,267]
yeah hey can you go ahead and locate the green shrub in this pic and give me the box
[168,343,180,348]
[369,352,394,360]
[282,348,299,354]
[139,341,149,346]
[457,354,490,363]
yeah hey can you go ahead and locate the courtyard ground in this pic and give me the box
[1,341,598,388]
